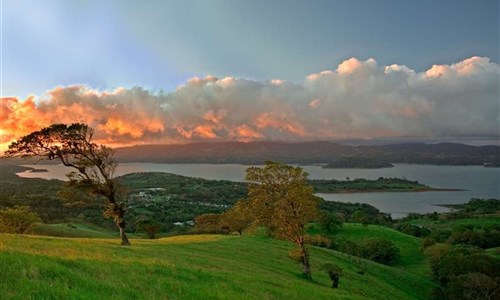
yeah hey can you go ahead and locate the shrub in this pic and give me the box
[422,237,437,248]
[318,210,343,232]
[136,220,161,239]
[322,263,343,288]
[194,213,223,233]
[0,206,41,233]
[445,272,500,300]
[359,238,401,265]
[304,234,332,248]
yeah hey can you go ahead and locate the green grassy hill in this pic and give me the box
[0,233,435,300]
[332,223,428,275]
[32,223,117,238]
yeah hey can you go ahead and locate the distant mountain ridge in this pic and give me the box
[114,141,500,167]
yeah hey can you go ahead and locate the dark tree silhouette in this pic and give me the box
[5,123,130,245]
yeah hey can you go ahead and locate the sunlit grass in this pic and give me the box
[0,233,435,299]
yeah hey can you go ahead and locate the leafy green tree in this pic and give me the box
[351,209,369,226]
[446,272,499,300]
[246,161,319,279]
[318,210,343,232]
[359,238,401,265]
[5,123,131,245]
[220,199,252,235]
[136,219,161,239]
[0,206,41,233]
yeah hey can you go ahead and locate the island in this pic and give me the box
[309,177,461,193]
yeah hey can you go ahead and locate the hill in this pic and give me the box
[0,233,436,299]
[114,141,500,167]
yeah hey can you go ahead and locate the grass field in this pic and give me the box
[0,232,436,299]
[32,223,117,238]
[308,223,428,275]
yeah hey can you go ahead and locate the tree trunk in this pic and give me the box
[299,242,312,279]
[116,219,131,246]
[331,274,339,288]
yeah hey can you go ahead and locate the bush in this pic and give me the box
[318,210,343,232]
[422,237,437,248]
[359,238,401,265]
[304,234,332,248]
[136,220,161,239]
[0,206,41,233]
[194,213,224,233]
[322,263,343,288]
[336,238,400,265]
[445,272,500,300]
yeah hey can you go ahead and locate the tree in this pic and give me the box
[194,213,223,233]
[0,206,41,233]
[220,199,253,235]
[136,219,161,239]
[318,210,343,232]
[5,123,131,245]
[245,161,319,279]
[359,238,400,265]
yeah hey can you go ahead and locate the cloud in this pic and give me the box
[1,56,499,151]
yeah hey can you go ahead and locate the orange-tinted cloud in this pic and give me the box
[1,56,498,152]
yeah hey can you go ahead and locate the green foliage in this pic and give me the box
[4,123,130,245]
[457,198,500,214]
[136,219,162,239]
[303,234,332,248]
[317,210,343,232]
[311,177,428,192]
[396,198,500,249]
[246,161,319,279]
[444,272,500,300]
[426,244,500,299]
[322,263,343,288]
[336,238,401,265]
[0,206,41,233]
[319,200,390,225]
[427,244,499,285]
[195,213,224,234]
[220,200,253,234]
[359,238,401,265]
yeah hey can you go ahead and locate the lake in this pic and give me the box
[17,163,500,218]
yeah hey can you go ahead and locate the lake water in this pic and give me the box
[17,163,500,218]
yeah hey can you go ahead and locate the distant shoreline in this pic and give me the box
[318,187,464,194]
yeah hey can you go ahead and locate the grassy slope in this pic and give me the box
[312,223,428,275]
[32,223,117,238]
[0,234,435,300]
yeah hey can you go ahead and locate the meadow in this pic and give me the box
[0,227,436,300]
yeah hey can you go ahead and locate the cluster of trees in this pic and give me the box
[395,199,500,250]
[426,244,500,299]
[310,177,427,193]
[0,206,41,233]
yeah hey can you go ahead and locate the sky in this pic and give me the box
[1,0,499,149]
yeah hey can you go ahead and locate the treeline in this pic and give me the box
[393,198,500,299]
[310,177,428,193]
